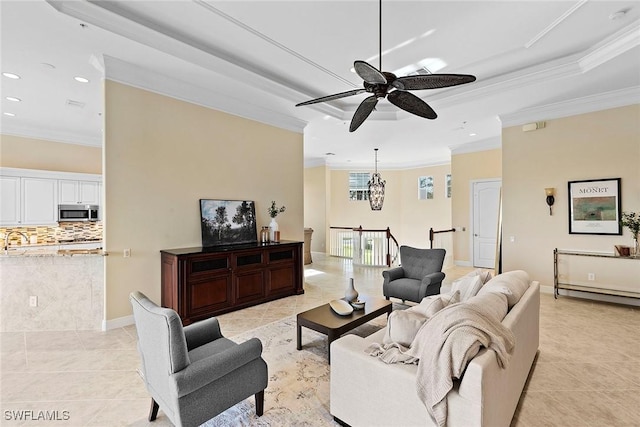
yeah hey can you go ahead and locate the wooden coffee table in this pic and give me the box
[296,295,392,363]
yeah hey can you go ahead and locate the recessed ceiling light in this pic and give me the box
[325,152,336,156]
[3,112,16,117]
[6,96,21,102]
[74,76,90,83]
[469,133,477,136]
[2,72,20,79]
[41,63,56,69]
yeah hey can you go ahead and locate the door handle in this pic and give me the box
[474,234,478,237]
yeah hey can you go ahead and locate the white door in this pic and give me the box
[473,180,501,268]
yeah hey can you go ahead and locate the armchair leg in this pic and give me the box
[148,398,159,422]
[255,390,265,416]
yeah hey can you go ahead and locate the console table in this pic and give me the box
[161,241,304,324]
[553,248,640,299]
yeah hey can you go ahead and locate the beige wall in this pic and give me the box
[327,164,452,251]
[451,148,502,264]
[303,165,329,252]
[0,134,101,174]
[104,81,303,321]
[502,104,640,288]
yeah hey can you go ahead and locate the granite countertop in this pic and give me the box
[1,248,107,257]
[1,241,105,257]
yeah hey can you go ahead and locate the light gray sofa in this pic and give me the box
[330,276,540,427]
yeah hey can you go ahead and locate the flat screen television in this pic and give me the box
[199,199,257,247]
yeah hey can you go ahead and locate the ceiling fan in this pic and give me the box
[295,0,476,132]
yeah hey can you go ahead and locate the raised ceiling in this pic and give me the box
[1,1,639,168]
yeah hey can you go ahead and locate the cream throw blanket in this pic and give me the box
[368,303,515,427]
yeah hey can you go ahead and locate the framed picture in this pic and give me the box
[568,178,622,235]
[199,199,257,247]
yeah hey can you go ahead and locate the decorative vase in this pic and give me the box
[260,226,270,243]
[345,278,359,302]
[269,218,278,242]
[634,237,639,258]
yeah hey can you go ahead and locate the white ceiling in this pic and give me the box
[1,1,639,169]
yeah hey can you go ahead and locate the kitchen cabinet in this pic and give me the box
[161,241,304,325]
[0,176,57,225]
[22,177,58,225]
[59,180,100,205]
[0,176,21,225]
[0,168,101,226]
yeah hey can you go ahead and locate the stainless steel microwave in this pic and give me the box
[58,204,99,222]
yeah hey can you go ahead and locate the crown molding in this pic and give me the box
[499,87,640,127]
[104,56,306,133]
[449,136,502,155]
[579,20,640,72]
[0,125,101,147]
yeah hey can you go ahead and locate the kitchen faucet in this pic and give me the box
[3,231,29,251]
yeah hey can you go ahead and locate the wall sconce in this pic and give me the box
[545,188,555,215]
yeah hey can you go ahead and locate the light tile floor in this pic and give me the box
[1,253,638,426]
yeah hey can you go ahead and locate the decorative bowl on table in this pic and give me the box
[349,299,365,310]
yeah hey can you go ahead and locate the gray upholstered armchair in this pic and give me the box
[382,246,446,303]
[130,291,268,427]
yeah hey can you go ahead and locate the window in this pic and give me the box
[349,172,370,201]
[446,174,452,198]
[418,176,434,200]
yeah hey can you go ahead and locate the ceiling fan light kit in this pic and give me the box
[295,0,476,132]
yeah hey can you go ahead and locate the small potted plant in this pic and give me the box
[268,201,286,242]
[621,211,640,257]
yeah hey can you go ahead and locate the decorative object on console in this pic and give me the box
[568,178,622,235]
[260,226,270,243]
[268,201,286,242]
[345,278,359,302]
[368,148,386,211]
[620,211,640,257]
[545,187,555,215]
[200,199,257,247]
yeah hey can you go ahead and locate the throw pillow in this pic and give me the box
[450,275,483,302]
[477,270,530,308]
[383,310,427,347]
[408,295,444,317]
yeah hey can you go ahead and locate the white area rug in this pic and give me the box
[202,315,384,426]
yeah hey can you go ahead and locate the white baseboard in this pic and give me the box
[454,260,472,267]
[540,285,555,294]
[102,314,134,331]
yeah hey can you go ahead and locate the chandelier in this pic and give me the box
[368,148,386,211]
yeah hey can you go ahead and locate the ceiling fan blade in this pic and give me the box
[296,89,367,106]
[387,90,437,119]
[354,61,387,84]
[391,74,476,90]
[349,95,378,132]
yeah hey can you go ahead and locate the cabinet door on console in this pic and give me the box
[186,255,232,321]
[267,248,296,295]
[234,251,266,304]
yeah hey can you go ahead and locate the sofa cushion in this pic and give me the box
[477,270,530,308]
[449,275,483,302]
[465,290,509,323]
